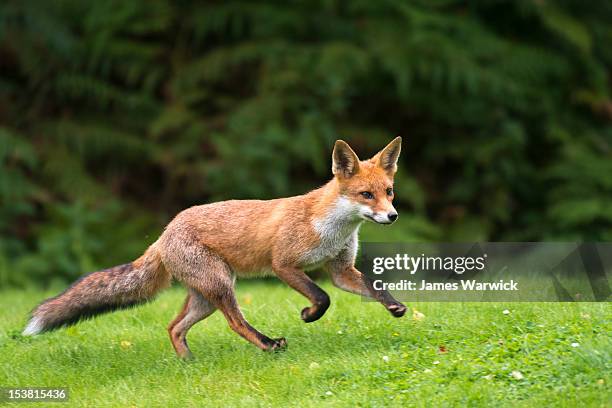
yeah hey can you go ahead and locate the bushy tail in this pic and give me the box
[23,244,170,335]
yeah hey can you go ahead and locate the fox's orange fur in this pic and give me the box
[24,138,406,357]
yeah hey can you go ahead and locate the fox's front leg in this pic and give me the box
[272,263,330,323]
[326,259,407,318]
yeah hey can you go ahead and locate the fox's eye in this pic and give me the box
[386,187,393,196]
[360,191,374,199]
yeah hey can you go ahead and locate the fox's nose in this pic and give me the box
[388,212,398,222]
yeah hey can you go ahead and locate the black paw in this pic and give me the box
[264,337,288,352]
[301,306,314,322]
[300,297,330,323]
[301,306,326,323]
[387,303,407,318]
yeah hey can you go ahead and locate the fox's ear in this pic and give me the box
[332,140,360,178]
[374,136,402,174]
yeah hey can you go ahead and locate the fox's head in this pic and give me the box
[331,137,402,225]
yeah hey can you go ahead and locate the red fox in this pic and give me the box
[24,138,407,357]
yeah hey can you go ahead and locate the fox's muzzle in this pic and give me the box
[366,211,398,224]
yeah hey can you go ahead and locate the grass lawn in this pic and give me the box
[0,280,610,407]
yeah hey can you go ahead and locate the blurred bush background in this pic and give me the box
[1,0,611,287]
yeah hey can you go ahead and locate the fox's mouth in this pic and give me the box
[363,214,393,225]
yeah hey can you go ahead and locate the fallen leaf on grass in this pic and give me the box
[412,309,425,321]
[438,345,448,353]
[120,340,132,350]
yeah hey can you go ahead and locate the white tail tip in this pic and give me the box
[22,317,44,336]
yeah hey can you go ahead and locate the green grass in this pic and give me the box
[0,281,610,407]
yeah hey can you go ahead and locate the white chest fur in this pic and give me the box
[300,197,362,269]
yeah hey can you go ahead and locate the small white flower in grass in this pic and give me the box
[424,368,432,373]
[511,370,524,380]
[432,360,440,365]
[382,355,390,362]
[337,330,343,335]
[502,309,510,315]
[325,391,333,396]
[571,342,580,348]
[309,362,320,369]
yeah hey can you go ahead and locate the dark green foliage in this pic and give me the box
[1,1,611,286]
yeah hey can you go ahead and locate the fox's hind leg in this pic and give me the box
[167,244,286,353]
[168,289,216,359]
[210,285,287,352]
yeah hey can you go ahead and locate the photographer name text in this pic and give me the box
[373,279,518,291]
